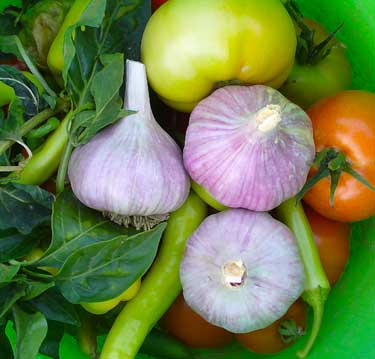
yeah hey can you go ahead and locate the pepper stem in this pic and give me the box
[297,292,325,358]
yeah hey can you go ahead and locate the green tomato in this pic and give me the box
[81,279,142,315]
[141,0,296,112]
[280,19,352,109]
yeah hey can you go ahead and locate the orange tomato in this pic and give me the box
[235,300,308,354]
[305,205,350,285]
[303,90,375,222]
[161,294,233,348]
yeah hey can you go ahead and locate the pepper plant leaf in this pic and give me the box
[55,222,166,303]
[0,183,53,234]
[12,305,48,359]
[37,189,138,268]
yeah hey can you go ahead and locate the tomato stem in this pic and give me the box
[297,148,375,206]
[284,1,344,65]
[279,319,305,344]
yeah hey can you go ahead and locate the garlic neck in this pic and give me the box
[124,60,152,116]
[255,104,282,132]
[222,260,247,287]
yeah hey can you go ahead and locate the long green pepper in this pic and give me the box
[100,192,207,359]
[275,198,330,358]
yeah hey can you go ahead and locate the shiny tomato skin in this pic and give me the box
[142,0,296,112]
[235,300,307,354]
[161,294,233,348]
[304,205,350,285]
[303,90,375,222]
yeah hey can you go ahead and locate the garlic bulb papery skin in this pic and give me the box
[183,85,315,211]
[68,60,190,229]
[180,209,305,333]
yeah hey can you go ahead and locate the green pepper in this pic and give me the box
[275,198,330,358]
[99,191,207,359]
[0,71,43,107]
[0,81,15,107]
[17,111,72,185]
[47,0,92,73]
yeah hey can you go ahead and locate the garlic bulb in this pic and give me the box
[180,209,305,333]
[183,85,315,211]
[68,60,190,229]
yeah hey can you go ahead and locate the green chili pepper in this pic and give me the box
[0,81,15,107]
[99,191,207,359]
[275,198,330,359]
[17,111,72,185]
[26,117,60,150]
[77,310,97,359]
[139,328,195,359]
[47,0,92,73]
[0,71,43,107]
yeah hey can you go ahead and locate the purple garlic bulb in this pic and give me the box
[183,85,315,211]
[180,209,305,333]
[68,60,190,229]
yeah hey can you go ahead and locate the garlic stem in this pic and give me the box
[125,60,152,116]
[222,260,247,287]
[255,104,282,132]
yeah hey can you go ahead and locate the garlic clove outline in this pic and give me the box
[183,85,315,212]
[68,60,190,230]
[180,209,305,334]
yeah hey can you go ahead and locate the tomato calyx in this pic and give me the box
[278,319,305,344]
[284,1,343,65]
[297,148,375,206]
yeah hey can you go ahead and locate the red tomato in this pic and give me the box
[303,90,375,222]
[161,294,233,348]
[235,300,308,354]
[152,0,167,12]
[304,205,350,285]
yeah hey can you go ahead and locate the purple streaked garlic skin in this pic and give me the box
[68,60,190,228]
[180,209,305,334]
[183,85,315,211]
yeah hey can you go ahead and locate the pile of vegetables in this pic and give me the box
[0,1,373,359]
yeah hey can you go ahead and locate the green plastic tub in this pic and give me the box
[7,0,375,358]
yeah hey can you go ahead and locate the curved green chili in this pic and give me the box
[100,191,207,359]
[17,111,73,185]
[47,0,92,73]
[275,198,330,358]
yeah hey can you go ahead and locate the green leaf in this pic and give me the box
[63,0,150,144]
[40,321,64,359]
[0,226,48,262]
[38,189,137,268]
[0,65,46,119]
[56,222,166,303]
[0,0,22,15]
[0,284,26,319]
[2,96,24,138]
[0,263,20,283]
[19,280,54,301]
[0,183,53,234]
[12,305,48,359]
[0,324,13,359]
[0,35,22,59]
[29,288,80,326]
